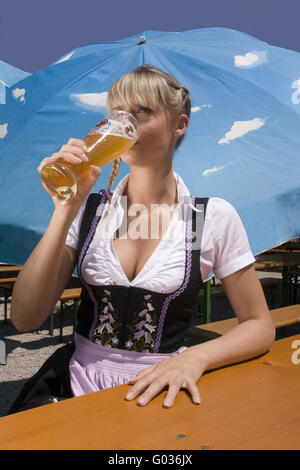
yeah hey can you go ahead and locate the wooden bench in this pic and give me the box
[0,276,18,287]
[49,288,82,341]
[186,304,300,340]
[0,265,22,273]
[198,277,282,323]
[254,261,283,271]
[0,275,20,365]
[198,278,281,301]
[0,277,18,323]
[0,276,82,340]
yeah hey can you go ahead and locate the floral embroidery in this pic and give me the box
[92,290,122,347]
[91,290,159,352]
[126,294,158,352]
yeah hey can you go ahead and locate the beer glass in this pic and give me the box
[40,110,138,200]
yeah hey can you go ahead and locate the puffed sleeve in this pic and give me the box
[200,197,256,281]
[65,198,88,250]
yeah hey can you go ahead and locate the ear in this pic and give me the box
[173,114,189,141]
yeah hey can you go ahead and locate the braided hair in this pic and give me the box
[106,156,121,205]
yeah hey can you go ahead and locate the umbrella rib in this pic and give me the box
[149,42,300,119]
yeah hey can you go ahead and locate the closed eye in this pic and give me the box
[111,106,153,115]
[136,106,153,114]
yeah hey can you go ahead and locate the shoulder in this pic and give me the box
[206,197,239,217]
[201,198,255,280]
[204,197,249,245]
[204,197,242,231]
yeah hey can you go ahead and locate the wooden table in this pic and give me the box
[1,335,300,450]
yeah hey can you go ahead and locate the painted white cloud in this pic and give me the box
[12,88,26,103]
[0,83,6,104]
[56,51,75,64]
[0,123,8,139]
[203,165,226,176]
[191,104,212,112]
[234,50,268,69]
[70,92,108,111]
[291,78,300,104]
[218,118,266,145]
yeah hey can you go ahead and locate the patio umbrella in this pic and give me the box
[0,60,30,104]
[1,27,300,268]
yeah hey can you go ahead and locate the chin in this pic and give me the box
[121,147,139,164]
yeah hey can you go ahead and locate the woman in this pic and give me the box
[10,65,275,412]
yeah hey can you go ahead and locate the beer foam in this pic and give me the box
[94,117,137,141]
[104,130,135,140]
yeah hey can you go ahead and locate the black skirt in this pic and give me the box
[7,342,75,415]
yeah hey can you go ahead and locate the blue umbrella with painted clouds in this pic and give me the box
[0,60,30,105]
[0,27,300,266]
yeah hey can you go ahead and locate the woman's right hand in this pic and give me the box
[37,137,102,220]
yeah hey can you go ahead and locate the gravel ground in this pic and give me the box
[0,301,75,417]
[1,270,299,418]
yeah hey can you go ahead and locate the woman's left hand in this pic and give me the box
[125,347,207,408]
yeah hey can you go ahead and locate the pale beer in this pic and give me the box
[40,111,138,200]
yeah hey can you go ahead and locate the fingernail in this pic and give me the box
[82,153,88,161]
[91,165,101,175]
[126,392,133,400]
[164,400,172,407]
[138,397,146,405]
[83,143,88,151]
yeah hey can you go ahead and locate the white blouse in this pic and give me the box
[65,171,256,293]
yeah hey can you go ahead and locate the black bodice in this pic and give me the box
[75,189,209,354]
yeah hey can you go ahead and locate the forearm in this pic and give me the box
[11,209,76,331]
[189,317,276,373]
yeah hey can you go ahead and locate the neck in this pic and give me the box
[124,165,178,209]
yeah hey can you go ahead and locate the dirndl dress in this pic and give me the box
[7,190,213,415]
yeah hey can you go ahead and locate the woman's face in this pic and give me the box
[111,103,184,166]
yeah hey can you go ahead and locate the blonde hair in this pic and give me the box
[107,156,121,200]
[105,65,191,206]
